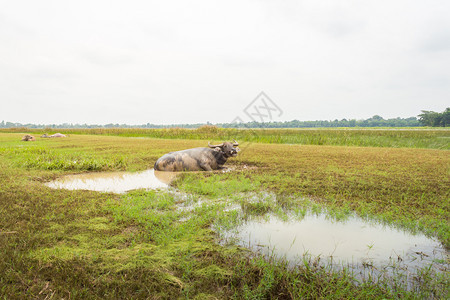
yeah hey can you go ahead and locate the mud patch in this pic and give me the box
[220,164,258,173]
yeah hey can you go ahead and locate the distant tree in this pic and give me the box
[418,108,449,127]
[440,108,450,127]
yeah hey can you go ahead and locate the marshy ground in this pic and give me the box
[0,129,448,299]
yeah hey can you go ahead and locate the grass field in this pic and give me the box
[0,129,448,299]
[2,126,449,149]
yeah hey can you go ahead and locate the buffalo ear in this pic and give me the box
[213,147,221,152]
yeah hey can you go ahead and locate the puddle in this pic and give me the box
[218,212,448,285]
[46,169,179,193]
[44,166,248,194]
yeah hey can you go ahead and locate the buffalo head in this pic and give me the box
[208,139,240,158]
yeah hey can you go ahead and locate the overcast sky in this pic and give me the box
[1,0,449,125]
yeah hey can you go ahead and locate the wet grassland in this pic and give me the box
[0,129,448,299]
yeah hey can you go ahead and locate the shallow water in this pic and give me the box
[46,169,178,193]
[219,212,448,282]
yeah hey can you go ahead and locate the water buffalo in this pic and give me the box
[50,133,67,138]
[154,140,240,171]
[41,133,66,138]
[22,135,35,141]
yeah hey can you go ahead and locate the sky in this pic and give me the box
[1,0,449,125]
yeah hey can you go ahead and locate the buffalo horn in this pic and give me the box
[232,139,239,146]
[208,142,224,148]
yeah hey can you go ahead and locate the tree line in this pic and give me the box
[218,115,421,128]
[1,108,448,129]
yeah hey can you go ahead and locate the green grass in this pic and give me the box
[0,132,448,299]
[2,146,127,171]
[2,126,449,149]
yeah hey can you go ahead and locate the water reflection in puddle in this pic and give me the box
[45,169,178,193]
[219,212,448,282]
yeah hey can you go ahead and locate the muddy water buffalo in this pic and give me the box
[154,140,240,171]
[41,133,66,138]
[50,133,67,138]
[22,135,35,141]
